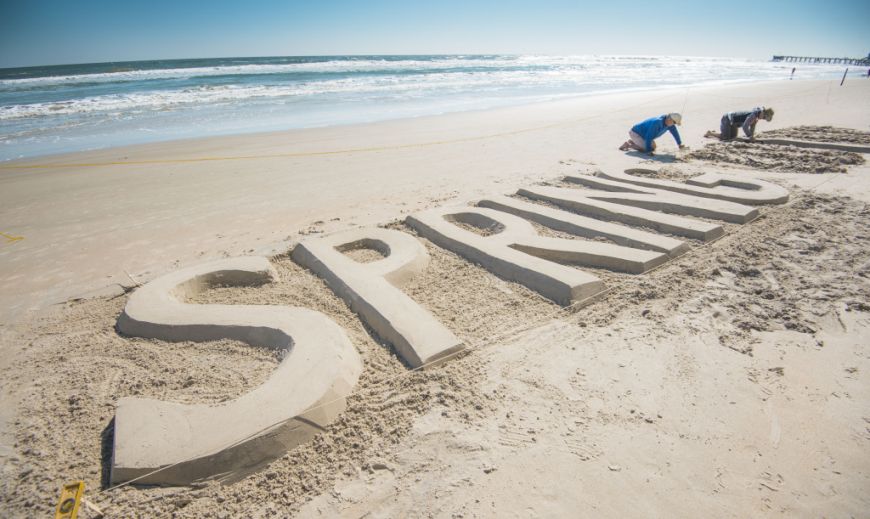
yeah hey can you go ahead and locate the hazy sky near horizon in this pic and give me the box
[1,0,868,68]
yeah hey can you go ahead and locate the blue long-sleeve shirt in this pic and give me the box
[631,115,682,151]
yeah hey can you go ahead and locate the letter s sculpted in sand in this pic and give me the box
[293,227,463,368]
[112,256,361,485]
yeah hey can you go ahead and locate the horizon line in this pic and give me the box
[0,52,790,71]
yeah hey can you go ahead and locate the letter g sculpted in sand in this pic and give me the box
[112,256,361,486]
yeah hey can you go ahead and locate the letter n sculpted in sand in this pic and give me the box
[293,228,463,368]
[406,207,669,306]
[113,257,361,485]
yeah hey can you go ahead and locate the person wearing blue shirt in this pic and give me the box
[619,113,685,154]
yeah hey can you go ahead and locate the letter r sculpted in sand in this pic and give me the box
[293,228,464,368]
[406,207,669,306]
[113,257,362,486]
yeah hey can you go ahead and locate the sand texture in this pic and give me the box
[685,141,865,174]
[1,79,869,517]
[761,125,870,145]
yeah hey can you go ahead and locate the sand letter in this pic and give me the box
[558,175,759,224]
[518,185,725,241]
[112,257,361,485]
[593,169,790,205]
[478,195,689,259]
[406,207,667,305]
[293,228,463,368]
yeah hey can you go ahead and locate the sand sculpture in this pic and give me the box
[112,257,362,485]
[597,170,790,205]
[518,185,727,241]
[406,206,666,305]
[110,170,789,486]
[477,195,689,258]
[528,180,759,224]
[292,228,463,368]
[748,137,870,154]
[409,172,784,305]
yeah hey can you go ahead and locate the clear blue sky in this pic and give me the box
[1,0,867,68]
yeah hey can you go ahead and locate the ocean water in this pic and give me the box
[0,55,860,161]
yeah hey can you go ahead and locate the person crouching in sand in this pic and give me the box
[704,107,774,141]
[619,113,685,155]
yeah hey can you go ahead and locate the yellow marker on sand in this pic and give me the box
[1,231,24,243]
[55,481,84,519]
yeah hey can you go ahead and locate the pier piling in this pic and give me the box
[773,55,870,67]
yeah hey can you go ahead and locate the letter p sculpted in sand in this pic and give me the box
[293,228,464,369]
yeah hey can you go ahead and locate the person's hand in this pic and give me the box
[648,151,655,156]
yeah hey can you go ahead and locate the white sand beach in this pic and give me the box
[1,78,869,517]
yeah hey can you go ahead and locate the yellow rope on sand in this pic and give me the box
[1,231,24,243]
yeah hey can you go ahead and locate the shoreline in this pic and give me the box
[0,74,854,165]
[1,78,868,325]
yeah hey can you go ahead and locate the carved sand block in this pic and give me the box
[113,257,362,485]
[560,175,759,224]
[478,195,689,259]
[292,228,463,369]
[518,186,724,241]
[594,169,790,205]
[754,138,870,155]
[406,206,668,305]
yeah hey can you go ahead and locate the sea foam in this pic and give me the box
[0,54,859,161]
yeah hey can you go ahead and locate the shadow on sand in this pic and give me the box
[623,151,681,163]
